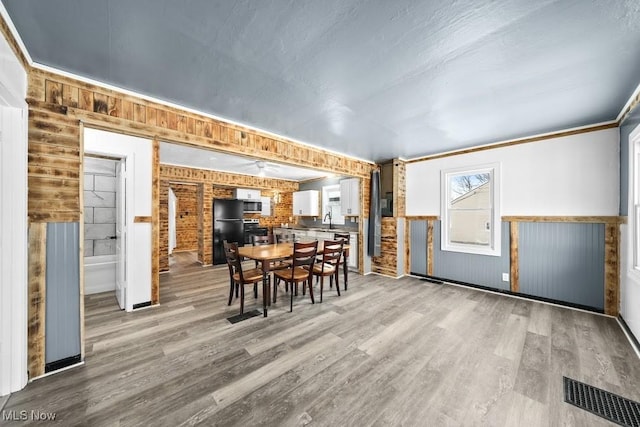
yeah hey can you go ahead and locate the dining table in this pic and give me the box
[237,240,350,317]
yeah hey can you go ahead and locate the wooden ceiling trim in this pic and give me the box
[160,164,299,193]
[28,68,374,179]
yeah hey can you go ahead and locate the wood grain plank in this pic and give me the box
[62,85,79,108]
[604,223,619,316]
[27,223,46,378]
[93,93,108,114]
[502,216,624,224]
[122,99,133,121]
[510,222,519,293]
[133,103,146,123]
[78,89,93,111]
[45,80,63,105]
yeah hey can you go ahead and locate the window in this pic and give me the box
[322,184,345,225]
[441,164,501,256]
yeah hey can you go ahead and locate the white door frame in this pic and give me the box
[0,86,28,396]
[115,159,127,310]
[84,150,136,312]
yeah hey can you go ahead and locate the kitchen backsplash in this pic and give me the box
[297,216,359,231]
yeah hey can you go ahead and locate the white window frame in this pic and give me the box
[322,184,345,225]
[628,124,640,278]
[441,163,501,257]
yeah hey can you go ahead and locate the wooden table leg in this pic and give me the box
[343,250,349,291]
[262,260,269,317]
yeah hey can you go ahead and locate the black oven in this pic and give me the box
[243,200,262,213]
[243,219,268,244]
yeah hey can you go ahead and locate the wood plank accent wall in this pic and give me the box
[510,222,519,293]
[27,101,81,222]
[171,184,199,251]
[160,165,299,267]
[29,68,374,179]
[197,183,214,265]
[427,220,434,276]
[159,180,169,272]
[373,159,404,277]
[372,218,398,277]
[244,190,295,230]
[27,223,46,378]
[393,159,406,218]
[604,223,620,316]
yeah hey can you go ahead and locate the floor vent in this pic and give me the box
[564,376,640,427]
[227,309,261,324]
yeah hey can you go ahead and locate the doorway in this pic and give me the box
[168,182,200,270]
[83,155,127,310]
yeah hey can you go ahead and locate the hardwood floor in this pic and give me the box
[4,254,640,426]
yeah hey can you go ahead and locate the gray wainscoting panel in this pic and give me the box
[410,220,427,275]
[518,222,604,310]
[433,221,510,290]
[46,222,81,364]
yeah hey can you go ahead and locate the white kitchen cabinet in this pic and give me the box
[234,188,260,200]
[292,190,319,216]
[340,178,360,216]
[260,196,271,216]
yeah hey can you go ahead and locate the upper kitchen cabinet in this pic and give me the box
[234,188,260,200]
[340,178,360,216]
[292,190,319,216]
[260,196,271,216]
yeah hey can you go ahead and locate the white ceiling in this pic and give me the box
[3,1,640,161]
[160,142,330,181]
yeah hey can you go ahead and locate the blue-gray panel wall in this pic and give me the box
[46,223,81,364]
[518,222,605,310]
[410,220,427,275]
[433,221,510,290]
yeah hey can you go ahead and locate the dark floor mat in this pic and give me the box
[564,376,640,426]
[227,309,262,324]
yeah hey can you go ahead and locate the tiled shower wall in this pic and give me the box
[83,157,117,257]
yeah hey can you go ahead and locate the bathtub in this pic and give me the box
[84,254,116,295]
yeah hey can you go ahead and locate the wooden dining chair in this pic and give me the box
[276,232,296,243]
[273,232,296,291]
[273,241,318,312]
[223,241,264,315]
[334,232,350,290]
[310,240,343,302]
[251,234,274,268]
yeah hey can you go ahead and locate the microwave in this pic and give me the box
[243,200,262,213]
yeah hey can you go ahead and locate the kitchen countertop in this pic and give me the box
[274,226,358,234]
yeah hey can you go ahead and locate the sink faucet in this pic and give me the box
[323,211,333,229]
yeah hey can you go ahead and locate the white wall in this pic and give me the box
[0,28,28,395]
[84,128,152,310]
[407,128,620,216]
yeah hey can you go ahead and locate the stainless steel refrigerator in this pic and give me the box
[213,199,244,264]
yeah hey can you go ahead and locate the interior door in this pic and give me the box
[115,160,126,309]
